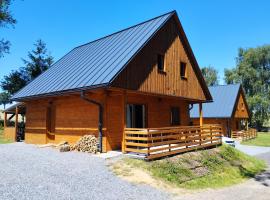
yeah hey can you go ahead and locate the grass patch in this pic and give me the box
[115,145,266,190]
[0,128,11,144]
[241,132,270,147]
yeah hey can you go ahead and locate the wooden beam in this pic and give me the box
[4,112,7,128]
[199,103,203,126]
[15,106,19,141]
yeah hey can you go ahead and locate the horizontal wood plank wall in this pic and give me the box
[126,92,190,128]
[112,17,206,101]
[106,91,124,151]
[24,91,105,146]
[24,89,191,152]
[3,127,16,141]
[192,118,229,136]
[25,100,48,144]
[234,93,249,119]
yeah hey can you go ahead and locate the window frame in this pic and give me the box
[157,54,166,73]
[180,61,187,79]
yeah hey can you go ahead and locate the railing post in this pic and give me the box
[122,129,126,153]
[210,126,213,143]
[147,129,150,157]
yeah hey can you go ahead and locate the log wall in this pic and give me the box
[24,89,190,152]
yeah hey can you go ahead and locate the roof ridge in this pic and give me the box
[74,10,176,49]
[209,83,240,88]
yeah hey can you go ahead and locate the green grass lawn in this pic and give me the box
[113,145,266,190]
[0,128,11,144]
[241,132,270,147]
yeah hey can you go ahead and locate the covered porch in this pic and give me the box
[3,103,26,142]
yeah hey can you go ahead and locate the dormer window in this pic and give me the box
[157,54,165,72]
[180,62,187,79]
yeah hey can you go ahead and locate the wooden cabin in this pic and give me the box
[9,11,221,155]
[190,84,250,137]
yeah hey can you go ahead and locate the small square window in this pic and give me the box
[157,54,165,72]
[171,107,180,126]
[180,62,187,79]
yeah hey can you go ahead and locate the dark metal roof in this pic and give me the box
[12,11,175,100]
[190,84,241,118]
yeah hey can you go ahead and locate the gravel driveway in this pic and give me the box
[0,143,170,200]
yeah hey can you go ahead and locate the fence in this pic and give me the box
[231,128,257,141]
[123,125,223,160]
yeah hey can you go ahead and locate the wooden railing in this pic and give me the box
[231,128,257,141]
[123,125,223,160]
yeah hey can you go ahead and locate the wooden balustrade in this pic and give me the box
[231,128,257,141]
[123,125,223,160]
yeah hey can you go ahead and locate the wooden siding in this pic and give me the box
[24,89,191,152]
[112,17,207,101]
[234,93,249,119]
[3,127,16,141]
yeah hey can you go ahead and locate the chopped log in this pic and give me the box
[70,135,98,154]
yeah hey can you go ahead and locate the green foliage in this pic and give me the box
[121,145,266,189]
[23,39,54,80]
[201,66,219,86]
[0,0,16,58]
[1,69,27,95]
[1,40,54,95]
[224,45,270,128]
[241,132,270,147]
[0,92,11,109]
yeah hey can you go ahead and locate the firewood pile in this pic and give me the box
[70,135,98,153]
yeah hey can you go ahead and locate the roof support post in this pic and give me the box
[15,106,19,141]
[4,112,7,128]
[199,103,203,126]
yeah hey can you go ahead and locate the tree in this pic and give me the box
[0,92,11,109]
[0,0,16,58]
[1,69,27,95]
[1,40,54,95]
[23,39,54,80]
[201,66,219,86]
[224,45,270,128]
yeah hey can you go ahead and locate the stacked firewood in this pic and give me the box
[70,135,98,153]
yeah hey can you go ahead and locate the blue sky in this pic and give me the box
[0,0,269,84]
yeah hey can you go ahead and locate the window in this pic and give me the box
[126,104,146,128]
[180,62,187,79]
[157,54,165,72]
[171,107,180,126]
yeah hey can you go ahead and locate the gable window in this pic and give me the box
[171,107,180,126]
[157,54,165,72]
[180,62,187,79]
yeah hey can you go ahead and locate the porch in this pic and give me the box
[122,124,223,160]
[3,103,26,142]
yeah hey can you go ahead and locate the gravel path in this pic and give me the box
[235,140,270,156]
[0,143,170,200]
